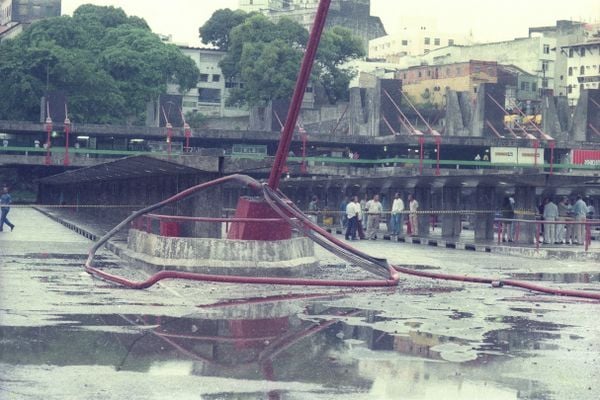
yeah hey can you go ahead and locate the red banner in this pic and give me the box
[571,149,600,166]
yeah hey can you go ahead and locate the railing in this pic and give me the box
[2,145,600,172]
[495,217,600,252]
[132,213,293,237]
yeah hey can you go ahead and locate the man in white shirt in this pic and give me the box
[390,193,405,237]
[408,194,419,236]
[345,196,359,240]
[365,194,383,240]
[542,197,559,244]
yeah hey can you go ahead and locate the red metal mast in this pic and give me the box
[267,0,331,189]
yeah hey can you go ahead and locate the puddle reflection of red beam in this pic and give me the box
[197,292,350,309]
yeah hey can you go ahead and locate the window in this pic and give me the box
[568,67,573,76]
[225,80,237,88]
[580,47,585,57]
[198,88,221,104]
[212,74,220,82]
[427,69,431,77]
[424,37,430,45]
[580,66,585,75]
[532,82,537,92]
[569,48,574,58]
[542,61,549,72]
[567,85,572,94]
[446,67,450,76]
[543,44,550,54]
[199,74,209,82]
[401,40,408,46]
[434,38,440,46]
[403,73,407,79]
[418,71,422,78]
[542,78,548,88]
[448,39,454,46]
[473,86,478,93]
[521,82,530,91]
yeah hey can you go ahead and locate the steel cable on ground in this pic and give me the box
[84,175,399,289]
[83,174,600,300]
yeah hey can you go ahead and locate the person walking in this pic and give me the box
[345,196,359,240]
[0,186,15,232]
[390,192,405,238]
[543,197,559,244]
[408,194,419,236]
[365,194,383,240]
[500,196,514,242]
[572,195,587,245]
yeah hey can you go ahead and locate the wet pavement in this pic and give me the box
[1,208,600,399]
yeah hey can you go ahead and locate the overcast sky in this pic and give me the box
[62,0,599,46]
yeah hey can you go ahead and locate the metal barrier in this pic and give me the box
[134,213,292,237]
[495,217,599,252]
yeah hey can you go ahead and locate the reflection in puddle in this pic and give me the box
[0,298,561,399]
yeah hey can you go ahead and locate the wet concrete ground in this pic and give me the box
[1,208,600,399]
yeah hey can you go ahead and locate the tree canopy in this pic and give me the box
[0,5,199,124]
[203,10,364,107]
[198,8,251,51]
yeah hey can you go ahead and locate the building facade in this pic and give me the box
[562,39,600,105]
[369,16,471,62]
[166,46,248,118]
[395,60,538,109]
[0,0,61,41]
[239,0,386,51]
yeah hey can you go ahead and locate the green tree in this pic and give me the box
[0,5,199,124]
[315,26,365,103]
[214,12,363,107]
[199,8,250,51]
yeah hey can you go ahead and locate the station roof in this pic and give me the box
[38,155,204,185]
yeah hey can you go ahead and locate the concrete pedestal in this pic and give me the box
[125,229,318,276]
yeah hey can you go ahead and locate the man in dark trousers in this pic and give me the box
[1,186,15,232]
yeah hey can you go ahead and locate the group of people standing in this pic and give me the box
[342,193,419,241]
[541,195,591,245]
[500,194,594,245]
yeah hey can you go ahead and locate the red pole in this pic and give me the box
[184,122,191,152]
[45,116,52,166]
[533,139,539,168]
[268,0,331,189]
[63,116,71,166]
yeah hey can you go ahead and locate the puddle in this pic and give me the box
[0,301,562,399]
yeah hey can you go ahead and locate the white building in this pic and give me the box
[167,46,247,118]
[562,39,600,104]
[368,16,472,62]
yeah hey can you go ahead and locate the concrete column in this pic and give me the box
[414,186,431,238]
[514,185,537,244]
[441,187,461,239]
[474,186,496,242]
